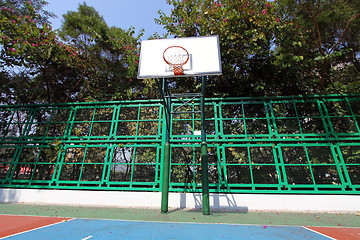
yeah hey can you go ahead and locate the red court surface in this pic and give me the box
[305,226,360,240]
[0,214,359,240]
[0,215,72,238]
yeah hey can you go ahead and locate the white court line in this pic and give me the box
[0,218,75,240]
[81,236,93,240]
[302,226,337,240]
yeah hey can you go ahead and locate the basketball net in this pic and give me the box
[172,65,184,75]
[163,46,189,76]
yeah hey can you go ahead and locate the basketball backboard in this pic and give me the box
[137,35,222,79]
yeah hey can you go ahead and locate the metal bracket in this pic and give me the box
[165,93,202,114]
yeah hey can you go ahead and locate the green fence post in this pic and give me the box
[161,142,171,213]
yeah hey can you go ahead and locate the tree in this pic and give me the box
[156,0,296,97]
[0,0,54,25]
[275,0,360,93]
[59,3,144,102]
[0,0,84,104]
[156,0,360,96]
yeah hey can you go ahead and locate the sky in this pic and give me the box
[43,0,173,40]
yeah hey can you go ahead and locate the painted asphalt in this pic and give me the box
[1,218,333,240]
[0,204,359,239]
[0,215,71,238]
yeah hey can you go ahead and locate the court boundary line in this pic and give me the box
[33,216,355,230]
[0,217,75,240]
[1,215,356,240]
[4,215,329,229]
[2,213,358,229]
[2,214,353,229]
[302,226,337,240]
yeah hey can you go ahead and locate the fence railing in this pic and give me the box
[0,94,359,194]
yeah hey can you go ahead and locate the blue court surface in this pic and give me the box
[2,218,332,240]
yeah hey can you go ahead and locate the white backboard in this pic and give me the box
[137,35,222,79]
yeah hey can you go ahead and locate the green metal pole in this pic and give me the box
[200,76,210,215]
[160,78,171,214]
[161,142,170,213]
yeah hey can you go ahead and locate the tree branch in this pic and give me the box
[329,12,360,54]
[65,60,87,102]
[305,4,324,56]
[311,13,324,55]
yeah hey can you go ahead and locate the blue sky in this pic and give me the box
[44,0,172,39]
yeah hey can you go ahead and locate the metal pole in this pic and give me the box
[161,142,170,213]
[200,76,210,215]
[160,78,171,214]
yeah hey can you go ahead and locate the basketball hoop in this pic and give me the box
[163,46,189,76]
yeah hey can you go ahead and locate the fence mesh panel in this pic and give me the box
[0,95,359,193]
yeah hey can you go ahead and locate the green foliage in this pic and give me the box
[1,0,359,103]
[59,3,144,102]
[275,0,360,93]
[0,0,54,25]
[60,2,108,45]
[1,1,147,103]
[156,0,310,96]
[155,0,359,96]
[0,0,84,104]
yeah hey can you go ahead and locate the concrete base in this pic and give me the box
[0,189,359,212]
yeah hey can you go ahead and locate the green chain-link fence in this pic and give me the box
[1,95,359,194]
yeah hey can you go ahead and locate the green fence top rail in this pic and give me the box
[1,93,360,109]
[0,99,163,109]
